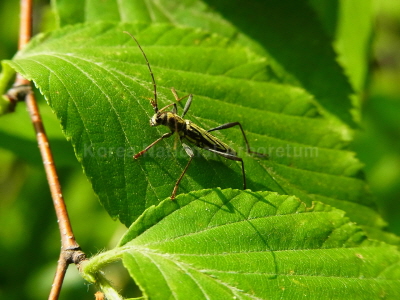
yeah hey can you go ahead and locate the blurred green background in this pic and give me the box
[0,0,399,299]
[0,1,126,299]
[351,0,400,235]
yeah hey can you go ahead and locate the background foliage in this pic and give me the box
[0,0,400,299]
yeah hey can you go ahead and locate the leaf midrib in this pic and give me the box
[127,246,398,280]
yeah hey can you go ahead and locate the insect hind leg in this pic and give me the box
[208,122,265,157]
[205,148,246,190]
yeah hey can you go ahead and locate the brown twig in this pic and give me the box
[13,1,86,299]
[25,89,86,299]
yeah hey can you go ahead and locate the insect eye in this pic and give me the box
[158,114,166,123]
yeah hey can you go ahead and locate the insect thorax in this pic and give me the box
[150,111,186,133]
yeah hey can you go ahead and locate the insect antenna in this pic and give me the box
[123,31,158,113]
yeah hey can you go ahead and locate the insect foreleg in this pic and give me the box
[172,103,178,114]
[208,122,265,157]
[134,132,173,159]
[205,148,246,190]
[158,102,176,114]
[171,88,193,118]
[171,142,194,199]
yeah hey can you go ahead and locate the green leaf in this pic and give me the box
[332,0,373,93]
[309,0,373,123]
[52,0,357,126]
[3,22,389,239]
[198,0,357,126]
[82,189,400,300]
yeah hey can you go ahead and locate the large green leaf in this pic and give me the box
[82,189,400,299]
[3,23,388,238]
[52,0,358,127]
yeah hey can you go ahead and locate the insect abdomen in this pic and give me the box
[184,121,236,155]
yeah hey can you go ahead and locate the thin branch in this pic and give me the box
[24,91,81,250]
[18,0,32,48]
[49,250,87,299]
[12,0,87,299]
[48,253,68,300]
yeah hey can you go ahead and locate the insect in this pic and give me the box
[125,32,264,199]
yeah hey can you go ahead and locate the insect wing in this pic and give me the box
[185,122,236,155]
